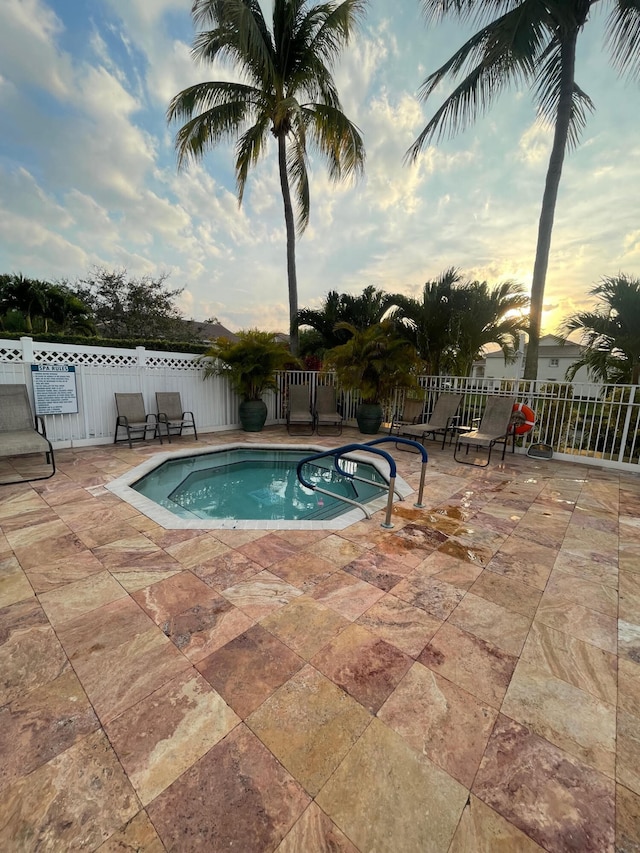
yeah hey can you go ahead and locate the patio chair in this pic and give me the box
[286,384,314,435]
[389,397,425,431]
[156,392,198,442]
[453,395,517,467]
[114,393,162,448]
[392,392,463,450]
[0,384,55,484]
[314,386,343,436]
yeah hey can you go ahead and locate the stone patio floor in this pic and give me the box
[1,427,639,852]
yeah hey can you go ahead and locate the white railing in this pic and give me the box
[1,338,639,471]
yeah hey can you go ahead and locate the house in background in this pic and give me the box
[180,320,239,343]
[471,334,601,397]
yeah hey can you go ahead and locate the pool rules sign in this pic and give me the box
[31,365,79,415]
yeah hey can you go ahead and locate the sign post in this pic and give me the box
[31,365,79,415]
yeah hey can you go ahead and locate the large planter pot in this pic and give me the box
[239,399,268,432]
[357,402,383,434]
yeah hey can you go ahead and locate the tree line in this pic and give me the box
[0,269,200,343]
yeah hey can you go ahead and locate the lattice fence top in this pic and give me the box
[0,346,22,363]
[145,355,202,371]
[35,349,138,367]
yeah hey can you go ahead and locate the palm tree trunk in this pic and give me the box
[523,28,579,381]
[277,134,299,356]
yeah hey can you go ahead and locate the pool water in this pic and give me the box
[131,448,388,521]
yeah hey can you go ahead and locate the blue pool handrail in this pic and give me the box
[296,436,428,528]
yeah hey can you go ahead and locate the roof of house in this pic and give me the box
[485,334,583,359]
[181,320,239,343]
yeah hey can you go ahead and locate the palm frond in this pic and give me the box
[533,36,594,148]
[407,5,552,158]
[605,0,640,79]
[285,126,311,234]
[191,0,276,88]
[302,103,365,180]
[235,115,271,202]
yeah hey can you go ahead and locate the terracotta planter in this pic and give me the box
[239,399,268,432]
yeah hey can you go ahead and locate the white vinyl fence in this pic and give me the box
[1,338,639,472]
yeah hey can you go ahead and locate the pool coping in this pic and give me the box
[105,442,416,530]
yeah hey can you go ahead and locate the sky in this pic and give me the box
[0,0,638,337]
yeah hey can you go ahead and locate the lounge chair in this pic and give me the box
[314,386,343,435]
[286,384,314,435]
[156,392,198,442]
[114,393,162,448]
[392,392,463,449]
[0,384,55,484]
[454,395,517,467]
[389,397,425,431]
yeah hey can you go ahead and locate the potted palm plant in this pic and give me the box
[325,321,421,434]
[201,330,293,432]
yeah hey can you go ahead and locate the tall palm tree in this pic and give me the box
[0,274,49,333]
[407,0,640,380]
[562,274,640,384]
[168,0,366,355]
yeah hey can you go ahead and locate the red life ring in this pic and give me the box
[512,402,536,435]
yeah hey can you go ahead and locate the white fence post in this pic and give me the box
[20,336,34,363]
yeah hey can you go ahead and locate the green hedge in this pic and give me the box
[0,331,209,354]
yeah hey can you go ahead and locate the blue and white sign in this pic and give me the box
[31,365,78,415]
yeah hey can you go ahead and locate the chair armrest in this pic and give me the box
[157,412,169,423]
[144,413,158,424]
[183,411,195,421]
[471,417,481,427]
[35,415,47,437]
[116,415,130,427]
[445,415,461,428]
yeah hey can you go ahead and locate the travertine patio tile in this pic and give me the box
[0,555,33,607]
[535,600,617,654]
[22,549,105,593]
[312,622,412,713]
[448,795,545,852]
[222,569,302,619]
[0,668,99,794]
[470,569,542,618]
[543,570,619,618]
[197,624,304,718]
[449,592,532,656]
[93,534,179,572]
[619,658,640,715]
[164,533,230,567]
[616,784,640,853]
[191,549,262,590]
[485,534,557,589]
[147,724,311,852]
[260,595,348,659]
[274,802,358,853]
[304,533,367,567]
[356,593,441,657]
[247,665,370,796]
[105,669,239,805]
[392,572,466,619]
[94,811,164,853]
[414,548,484,589]
[0,599,69,706]
[0,730,138,852]
[316,717,468,853]
[131,570,218,622]
[553,549,619,588]
[521,620,617,705]
[309,569,385,619]
[39,571,127,627]
[620,571,640,622]
[237,532,299,567]
[473,715,615,853]
[502,658,617,776]
[378,661,497,787]
[268,551,337,591]
[617,709,640,796]
[418,621,517,708]
[343,549,412,591]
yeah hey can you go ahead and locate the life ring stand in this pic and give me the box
[511,402,536,435]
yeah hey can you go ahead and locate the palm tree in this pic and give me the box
[450,280,530,376]
[407,0,640,380]
[388,267,463,374]
[168,0,366,355]
[0,274,49,333]
[562,274,640,384]
[298,285,394,350]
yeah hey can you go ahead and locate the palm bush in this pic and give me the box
[201,330,292,401]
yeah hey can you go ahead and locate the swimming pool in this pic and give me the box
[106,443,414,530]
